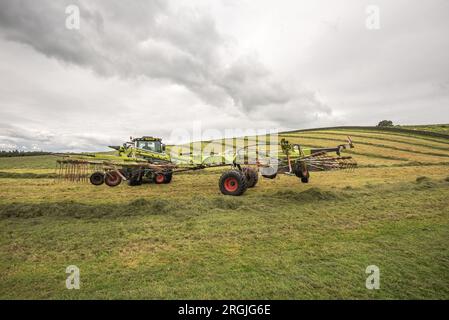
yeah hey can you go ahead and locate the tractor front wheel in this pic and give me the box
[219,170,248,196]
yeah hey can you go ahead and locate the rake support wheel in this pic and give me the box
[89,172,105,186]
[104,171,122,187]
[219,170,248,196]
[260,166,277,179]
[295,162,310,183]
[243,167,258,188]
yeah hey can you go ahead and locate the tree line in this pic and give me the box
[0,150,51,157]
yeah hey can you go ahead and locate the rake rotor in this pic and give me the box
[299,152,357,172]
[55,159,103,183]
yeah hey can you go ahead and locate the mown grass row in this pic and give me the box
[2,178,448,219]
[285,126,449,140]
[358,161,449,168]
[0,187,343,219]
[282,137,411,162]
[283,134,449,164]
[281,133,449,158]
[313,128,449,145]
[283,130,449,151]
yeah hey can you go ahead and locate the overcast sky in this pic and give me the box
[0,0,448,151]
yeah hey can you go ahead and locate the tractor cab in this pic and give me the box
[109,136,170,162]
[132,136,165,153]
[128,136,171,162]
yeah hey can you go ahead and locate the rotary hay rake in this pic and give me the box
[54,136,357,196]
[55,160,104,183]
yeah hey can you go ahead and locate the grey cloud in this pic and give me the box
[0,0,329,124]
[0,123,55,143]
[0,123,116,152]
[218,56,291,109]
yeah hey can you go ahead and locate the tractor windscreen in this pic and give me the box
[136,140,162,153]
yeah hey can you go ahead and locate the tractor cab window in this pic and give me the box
[136,140,162,153]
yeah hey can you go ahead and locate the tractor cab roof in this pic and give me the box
[132,136,162,142]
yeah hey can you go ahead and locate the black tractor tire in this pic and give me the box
[163,172,173,184]
[89,172,104,186]
[128,176,142,186]
[243,167,258,188]
[128,169,143,186]
[219,170,248,196]
[104,171,122,187]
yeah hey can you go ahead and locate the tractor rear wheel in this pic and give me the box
[104,171,122,187]
[89,172,104,186]
[243,167,258,188]
[219,170,248,196]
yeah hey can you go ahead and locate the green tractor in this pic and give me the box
[87,136,174,187]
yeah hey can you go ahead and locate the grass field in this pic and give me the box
[400,124,449,135]
[0,126,448,299]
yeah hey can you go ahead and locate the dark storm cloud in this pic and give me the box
[0,0,329,121]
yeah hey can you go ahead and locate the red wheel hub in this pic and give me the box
[155,174,165,183]
[224,177,238,192]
